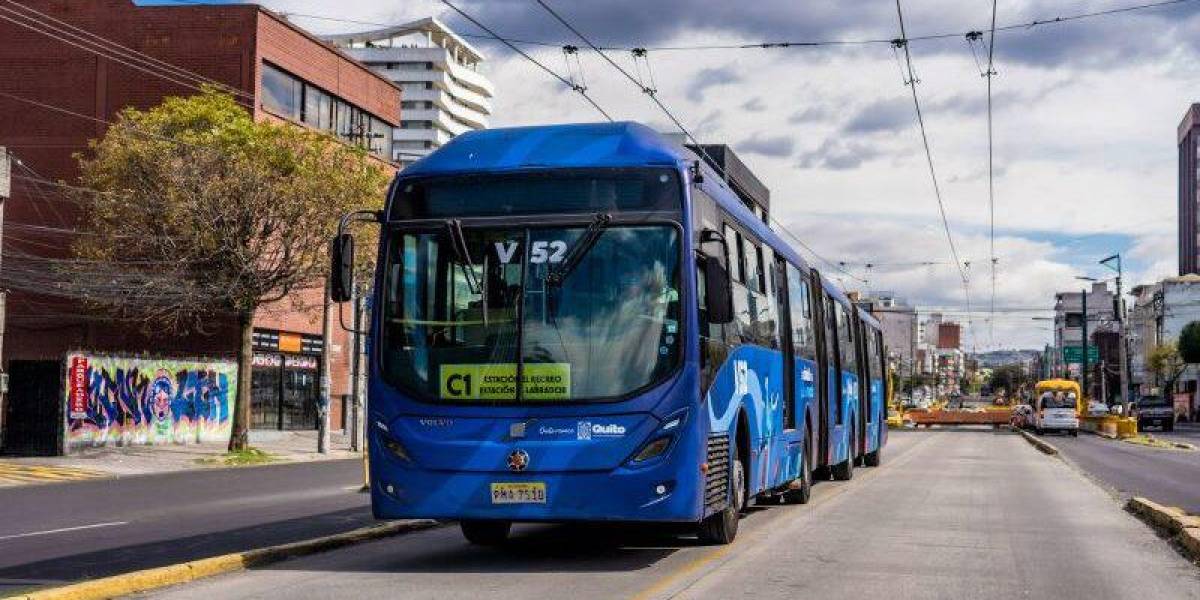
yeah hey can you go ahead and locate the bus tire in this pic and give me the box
[782,445,812,504]
[698,439,744,545]
[864,447,881,467]
[460,520,511,546]
[832,431,854,481]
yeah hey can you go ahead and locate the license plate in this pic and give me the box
[490,482,546,504]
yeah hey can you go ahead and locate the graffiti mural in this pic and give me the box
[64,353,237,448]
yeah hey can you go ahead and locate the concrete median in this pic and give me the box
[1,519,440,600]
[1014,427,1060,456]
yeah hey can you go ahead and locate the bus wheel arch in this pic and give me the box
[783,421,813,504]
[698,411,749,544]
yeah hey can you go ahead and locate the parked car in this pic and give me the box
[1132,395,1175,432]
[1086,400,1110,417]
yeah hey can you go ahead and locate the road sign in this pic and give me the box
[1061,346,1099,365]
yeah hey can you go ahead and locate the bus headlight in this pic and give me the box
[632,437,673,463]
[374,421,412,463]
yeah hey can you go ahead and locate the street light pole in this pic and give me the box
[1081,288,1089,399]
[1101,253,1130,413]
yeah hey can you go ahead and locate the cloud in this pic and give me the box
[841,97,913,134]
[685,65,742,102]
[789,106,832,123]
[796,139,882,170]
[738,134,794,158]
[741,97,766,112]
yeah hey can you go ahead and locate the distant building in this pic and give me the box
[1128,275,1200,417]
[1179,104,1200,275]
[1053,282,1115,380]
[1129,282,1162,393]
[860,292,918,377]
[0,0,400,453]
[328,18,494,168]
[937,322,961,350]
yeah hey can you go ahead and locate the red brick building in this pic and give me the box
[937,323,961,350]
[0,0,400,452]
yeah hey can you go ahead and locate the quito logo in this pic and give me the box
[506,449,530,472]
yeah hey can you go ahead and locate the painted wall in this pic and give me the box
[64,353,236,449]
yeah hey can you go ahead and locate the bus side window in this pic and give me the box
[786,264,816,361]
[724,224,741,283]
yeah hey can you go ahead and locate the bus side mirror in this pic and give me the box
[330,233,354,303]
[704,257,734,324]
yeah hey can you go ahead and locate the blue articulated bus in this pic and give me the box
[329,122,889,545]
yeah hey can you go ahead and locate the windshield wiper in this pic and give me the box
[546,213,611,287]
[445,219,482,295]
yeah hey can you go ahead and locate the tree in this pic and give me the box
[987,364,1029,398]
[1179,321,1200,364]
[1148,341,1188,393]
[72,89,390,450]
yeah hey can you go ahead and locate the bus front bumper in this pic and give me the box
[370,458,704,523]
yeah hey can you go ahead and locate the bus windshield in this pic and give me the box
[380,224,682,403]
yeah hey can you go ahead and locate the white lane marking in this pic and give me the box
[0,521,128,541]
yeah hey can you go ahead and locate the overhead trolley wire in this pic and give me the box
[892,2,968,287]
[894,0,977,349]
[985,0,999,348]
[240,0,1200,53]
[530,0,866,286]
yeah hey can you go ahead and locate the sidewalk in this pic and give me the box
[0,429,361,480]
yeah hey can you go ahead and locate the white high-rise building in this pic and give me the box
[327,17,493,168]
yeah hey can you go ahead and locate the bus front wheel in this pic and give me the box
[698,444,745,545]
[460,520,511,546]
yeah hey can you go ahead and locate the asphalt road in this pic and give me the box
[1051,428,1200,513]
[0,459,372,592]
[139,429,1199,600]
[1158,421,1200,446]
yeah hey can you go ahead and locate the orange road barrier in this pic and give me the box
[904,407,1013,427]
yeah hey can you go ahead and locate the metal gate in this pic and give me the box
[1,360,63,456]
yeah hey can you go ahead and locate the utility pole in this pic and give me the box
[318,276,331,454]
[349,285,364,453]
[1081,289,1089,399]
[0,147,9,449]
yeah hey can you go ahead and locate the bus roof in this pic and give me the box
[401,121,685,177]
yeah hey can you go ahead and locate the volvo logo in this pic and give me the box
[506,449,530,472]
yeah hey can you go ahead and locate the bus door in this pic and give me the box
[856,318,871,456]
[776,256,796,432]
[810,271,839,468]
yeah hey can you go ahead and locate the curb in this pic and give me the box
[2,519,440,600]
[1127,497,1200,564]
[1014,428,1059,456]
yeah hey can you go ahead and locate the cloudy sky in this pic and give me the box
[187,0,1200,350]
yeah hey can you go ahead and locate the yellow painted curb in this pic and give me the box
[1180,528,1200,560]
[2,520,439,600]
[1126,497,1200,564]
